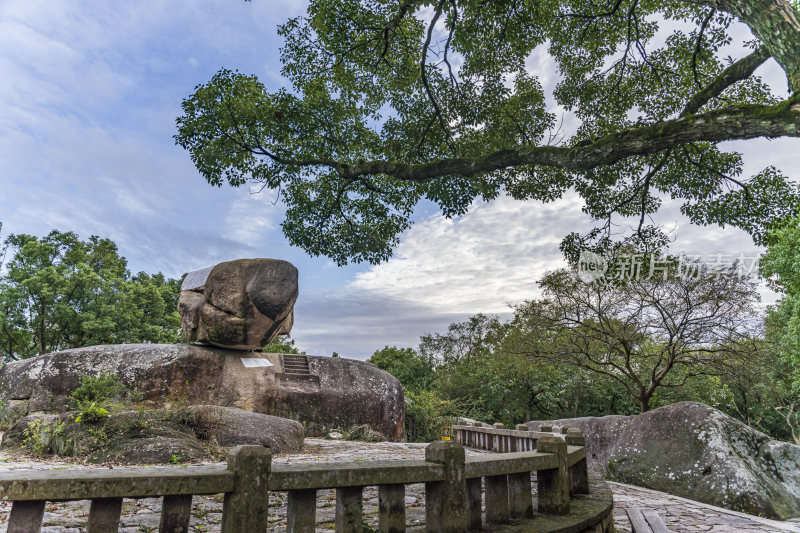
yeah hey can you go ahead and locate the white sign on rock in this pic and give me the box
[240,358,274,368]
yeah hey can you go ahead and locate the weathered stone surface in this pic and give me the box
[89,434,208,464]
[0,399,30,430]
[2,405,303,463]
[179,258,298,350]
[528,402,800,519]
[187,405,304,452]
[0,343,405,441]
[525,414,633,469]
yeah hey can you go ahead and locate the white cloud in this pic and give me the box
[224,196,281,246]
[351,195,587,314]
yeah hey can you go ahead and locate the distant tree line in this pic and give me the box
[0,223,182,360]
[371,221,800,444]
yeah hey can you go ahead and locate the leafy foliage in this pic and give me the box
[74,404,110,425]
[70,372,127,410]
[372,261,796,440]
[0,229,181,360]
[369,345,435,393]
[405,389,457,443]
[177,0,800,265]
[510,264,761,412]
[759,220,800,442]
[262,335,305,354]
[22,418,65,456]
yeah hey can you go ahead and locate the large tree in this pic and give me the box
[509,264,761,412]
[759,219,800,441]
[176,0,800,264]
[0,230,181,360]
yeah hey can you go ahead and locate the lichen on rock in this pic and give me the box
[528,401,800,519]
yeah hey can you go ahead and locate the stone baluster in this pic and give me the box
[221,445,271,533]
[8,500,45,533]
[336,487,364,533]
[508,471,533,519]
[484,474,509,525]
[378,484,405,533]
[87,497,123,532]
[536,436,569,515]
[466,478,482,531]
[565,428,589,494]
[425,441,467,533]
[160,494,193,533]
[288,489,317,533]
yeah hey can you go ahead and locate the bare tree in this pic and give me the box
[509,262,761,412]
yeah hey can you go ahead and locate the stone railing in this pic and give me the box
[0,431,593,533]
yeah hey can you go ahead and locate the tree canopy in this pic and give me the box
[177,0,800,264]
[509,264,760,412]
[0,230,181,360]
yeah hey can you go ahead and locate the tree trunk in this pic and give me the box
[639,396,651,413]
[686,0,800,92]
[38,299,46,356]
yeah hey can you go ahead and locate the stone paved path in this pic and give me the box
[610,481,800,533]
[0,439,797,532]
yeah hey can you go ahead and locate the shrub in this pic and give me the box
[74,402,110,424]
[405,390,457,442]
[70,372,126,410]
[343,424,384,442]
[22,418,65,455]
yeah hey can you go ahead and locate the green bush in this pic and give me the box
[74,403,110,424]
[69,372,126,410]
[405,390,456,442]
[22,418,65,455]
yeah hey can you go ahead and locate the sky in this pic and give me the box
[0,1,797,358]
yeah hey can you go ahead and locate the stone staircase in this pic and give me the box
[278,354,320,387]
[282,354,311,376]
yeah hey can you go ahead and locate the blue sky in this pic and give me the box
[1,1,797,358]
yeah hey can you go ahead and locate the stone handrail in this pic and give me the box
[0,429,592,533]
[453,422,580,453]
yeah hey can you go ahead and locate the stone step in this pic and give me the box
[281,354,312,376]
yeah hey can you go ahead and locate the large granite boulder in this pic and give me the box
[179,259,298,350]
[527,402,800,519]
[0,343,405,441]
[525,414,634,470]
[1,406,303,464]
[185,405,304,451]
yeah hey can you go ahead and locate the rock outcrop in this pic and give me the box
[0,343,405,441]
[179,259,298,350]
[527,402,800,519]
[1,406,304,464]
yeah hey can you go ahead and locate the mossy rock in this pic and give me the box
[88,434,207,464]
[0,400,30,430]
[529,402,800,520]
[1,405,303,464]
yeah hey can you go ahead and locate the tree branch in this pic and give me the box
[420,0,451,142]
[683,46,772,115]
[682,0,800,92]
[327,99,799,180]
